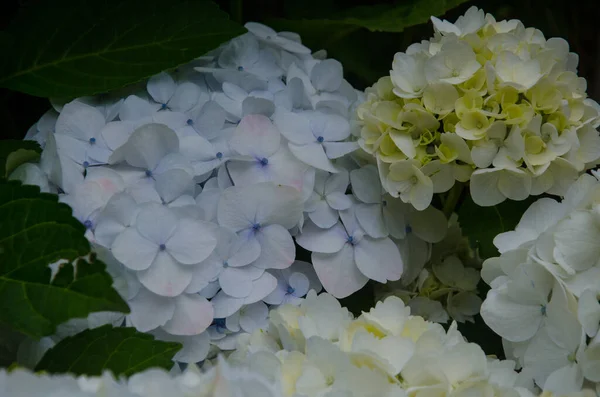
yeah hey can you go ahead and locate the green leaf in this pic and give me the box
[0,140,42,178]
[35,325,181,376]
[0,0,245,98]
[0,180,129,338]
[458,194,537,259]
[269,0,470,34]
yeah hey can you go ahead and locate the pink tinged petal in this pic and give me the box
[288,272,310,296]
[128,287,175,332]
[322,141,359,159]
[288,142,338,173]
[296,221,347,254]
[147,72,176,104]
[115,123,179,169]
[272,111,315,145]
[230,114,280,157]
[307,200,339,229]
[253,224,295,269]
[119,95,160,121]
[351,165,382,204]
[137,252,193,297]
[219,267,259,298]
[212,290,245,318]
[243,272,278,304]
[55,101,105,140]
[239,302,268,333]
[470,169,505,207]
[161,294,214,336]
[310,59,343,92]
[354,236,403,283]
[136,203,178,244]
[312,246,368,299]
[111,228,157,270]
[169,82,201,112]
[166,219,218,265]
[355,203,387,238]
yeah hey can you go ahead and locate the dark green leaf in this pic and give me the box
[35,325,181,376]
[269,0,470,34]
[458,194,537,259]
[0,140,41,177]
[0,0,245,98]
[0,180,129,338]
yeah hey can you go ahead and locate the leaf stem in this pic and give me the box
[442,182,465,218]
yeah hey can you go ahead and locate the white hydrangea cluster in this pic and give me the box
[480,173,600,392]
[222,292,594,397]
[11,21,447,364]
[356,6,600,210]
[376,214,483,324]
[0,357,281,397]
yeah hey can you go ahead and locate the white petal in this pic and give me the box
[253,224,295,269]
[310,59,343,92]
[55,101,105,140]
[272,111,315,145]
[150,329,210,363]
[355,203,387,238]
[296,221,347,253]
[154,168,194,203]
[115,123,179,170]
[147,72,176,104]
[351,165,382,204]
[161,294,213,336]
[470,169,505,206]
[239,302,269,333]
[169,82,201,112]
[167,219,218,265]
[288,272,310,297]
[128,288,175,332]
[326,192,352,211]
[288,143,338,173]
[312,246,368,299]
[119,95,159,121]
[137,252,193,297]
[354,237,403,282]
[243,272,278,304]
[307,200,339,229]
[136,203,178,245]
[220,267,258,298]
[111,228,157,271]
[322,141,359,159]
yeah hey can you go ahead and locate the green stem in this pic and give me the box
[442,182,465,218]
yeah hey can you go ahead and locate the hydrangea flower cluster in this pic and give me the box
[376,214,483,324]
[0,357,281,397]
[11,21,448,364]
[480,173,600,392]
[223,292,594,396]
[356,6,600,210]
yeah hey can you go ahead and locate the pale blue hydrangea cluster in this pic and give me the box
[13,22,447,366]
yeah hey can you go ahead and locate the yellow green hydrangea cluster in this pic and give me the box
[356,6,600,210]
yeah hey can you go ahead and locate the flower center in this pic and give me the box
[452,70,460,77]
[216,152,223,159]
[82,161,90,168]
[410,176,418,185]
[317,136,324,143]
[286,286,295,294]
[405,225,412,233]
[89,137,96,144]
[160,103,168,110]
[237,66,244,71]
[145,169,153,177]
[223,261,229,268]
[252,223,262,231]
[540,305,547,316]
[159,243,166,251]
[186,118,194,126]
[83,220,93,229]
[259,157,269,166]
[347,235,355,245]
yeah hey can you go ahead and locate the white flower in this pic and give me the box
[226,302,269,334]
[264,260,322,306]
[273,110,357,172]
[431,6,486,37]
[470,167,532,207]
[390,52,428,98]
[297,206,403,298]
[424,40,481,85]
[304,169,352,229]
[111,203,218,296]
[385,159,434,211]
[227,114,309,191]
[245,22,311,54]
